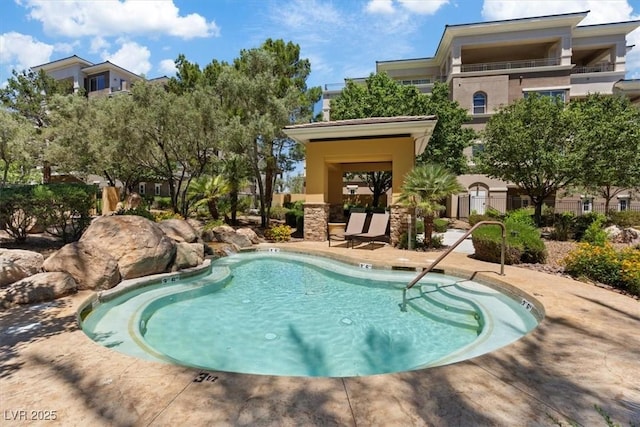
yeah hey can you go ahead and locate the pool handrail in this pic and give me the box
[401,221,506,312]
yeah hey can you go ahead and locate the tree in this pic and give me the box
[569,93,640,211]
[187,175,229,220]
[219,40,321,227]
[0,69,72,182]
[398,163,463,247]
[0,110,36,187]
[476,94,579,225]
[330,73,473,174]
[220,153,251,224]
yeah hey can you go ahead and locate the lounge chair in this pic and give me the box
[328,212,367,247]
[352,212,390,248]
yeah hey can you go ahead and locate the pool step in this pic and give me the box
[419,284,477,316]
[405,287,480,332]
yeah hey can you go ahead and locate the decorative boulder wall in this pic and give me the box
[80,216,176,280]
[43,241,120,290]
[0,249,44,286]
[1,272,77,307]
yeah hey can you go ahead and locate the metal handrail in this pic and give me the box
[400,221,506,312]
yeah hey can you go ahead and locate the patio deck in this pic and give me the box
[1,241,639,426]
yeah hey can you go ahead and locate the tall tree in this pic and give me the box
[0,69,72,182]
[220,40,321,227]
[569,93,640,211]
[0,110,36,187]
[476,94,579,225]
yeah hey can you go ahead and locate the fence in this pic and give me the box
[457,195,640,219]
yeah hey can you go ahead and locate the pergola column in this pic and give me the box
[303,203,330,241]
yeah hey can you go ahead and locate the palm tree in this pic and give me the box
[399,163,463,247]
[187,175,229,220]
[221,154,251,225]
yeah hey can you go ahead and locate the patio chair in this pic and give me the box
[351,212,390,248]
[328,212,367,247]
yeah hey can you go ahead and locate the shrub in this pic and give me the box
[552,212,575,241]
[269,206,289,221]
[265,224,292,242]
[433,218,449,233]
[154,211,184,222]
[505,207,535,227]
[116,206,155,221]
[0,183,93,242]
[472,219,546,264]
[607,210,640,228]
[203,218,226,230]
[152,196,172,210]
[581,217,607,246]
[563,243,640,295]
[573,212,606,241]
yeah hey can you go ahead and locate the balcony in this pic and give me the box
[460,57,561,73]
[571,63,615,74]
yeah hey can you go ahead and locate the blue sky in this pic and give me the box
[1,0,639,90]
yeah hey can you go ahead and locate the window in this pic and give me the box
[618,198,628,212]
[89,75,105,92]
[473,92,487,114]
[154,183,161,196]
[138,182,146,195]
[581,198,592,213]
[524,90,566,102]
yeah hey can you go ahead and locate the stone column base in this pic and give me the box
[390,205,416,247]
[304,203,330,241]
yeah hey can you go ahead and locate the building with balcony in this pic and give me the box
[31,55,145,98]
[322,11,640,217]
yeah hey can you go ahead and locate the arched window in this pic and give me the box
[473,92,487,114]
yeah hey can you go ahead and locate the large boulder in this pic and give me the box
[158,219,198,243]
[43,241,121,290]
[0,249,44,276]
[0,258,30,287]
[0,272,77,307]
[212,225,252,248]
[173,242,205,270]
[80,215,176,280]
[236,228,260,244]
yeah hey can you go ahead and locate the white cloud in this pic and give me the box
[21,0,220,40]
[366,0,395,14]
[366,0,449,15]
[0,32,54,71]
[90,37,110,54]
[53,41,77,55]
[102,41,152,76]
[158,59,177,75]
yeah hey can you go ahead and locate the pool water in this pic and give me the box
[81,251,539,377]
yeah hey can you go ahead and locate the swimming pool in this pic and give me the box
[80,250,540,377]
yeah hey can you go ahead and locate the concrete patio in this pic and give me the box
[1,241,639,426]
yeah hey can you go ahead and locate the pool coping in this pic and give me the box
[1,242,639,425]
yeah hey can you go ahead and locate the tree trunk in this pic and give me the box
[208,199,219,220]
[424,215,434,247]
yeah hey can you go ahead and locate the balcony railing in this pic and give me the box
[571,63,615,74]
[460,57,561,73]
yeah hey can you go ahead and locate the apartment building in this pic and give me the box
[322,11,640,217]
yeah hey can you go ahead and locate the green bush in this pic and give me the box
[0,183,93,242]
[505,207,535,227]
[552,211,575,241]
[472,219,547,264]
[269,206,289,221]
[607,210,640,228]
[152,196,172,210]
[265,224,292,242]
[203,218,226,230]
[563,243,640,295]
[573,212,606,241]
[433,218,449,233]
[285,209,304,232]
[116,206,155,221]
[581,217,607,246]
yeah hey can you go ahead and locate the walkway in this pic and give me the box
[1,242,639,426]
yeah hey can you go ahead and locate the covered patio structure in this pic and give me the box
[283,116,438,246]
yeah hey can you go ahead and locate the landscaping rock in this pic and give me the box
[0,258,30,287]
[0,249,44,276]
[42,241,121,290]
[158,219,198,243]
[80,215,176,280]
[173,242,205,270]
[1,272,76,307]
[236,228,259,244]
[212,225,252,248]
